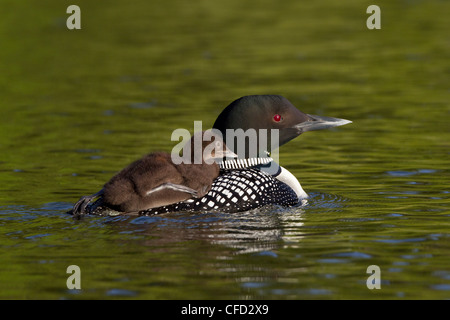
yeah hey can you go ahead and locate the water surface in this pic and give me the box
[0,0,448,299]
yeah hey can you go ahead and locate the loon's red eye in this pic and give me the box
[273,114,282,122]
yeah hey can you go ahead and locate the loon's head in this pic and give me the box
[213,95,351,157]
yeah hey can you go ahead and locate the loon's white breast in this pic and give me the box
[272,165,308,201]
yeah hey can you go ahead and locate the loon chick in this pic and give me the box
[70,131,236,215]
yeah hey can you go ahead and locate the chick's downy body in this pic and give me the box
[102,152,220,212]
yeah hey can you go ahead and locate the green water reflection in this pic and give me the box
[0,0,448,299]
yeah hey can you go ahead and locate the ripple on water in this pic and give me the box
[307,192,350,210]
[385,169,437,177]
[105,288,138,297]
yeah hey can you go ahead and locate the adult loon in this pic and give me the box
[69,95,351,216]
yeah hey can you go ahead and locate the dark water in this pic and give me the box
[0,0,449,299]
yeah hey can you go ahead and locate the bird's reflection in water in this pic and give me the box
[104,205,307,254]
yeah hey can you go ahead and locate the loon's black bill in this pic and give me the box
[294,114,352,132]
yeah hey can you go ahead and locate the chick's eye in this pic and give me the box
[273,114,282,122]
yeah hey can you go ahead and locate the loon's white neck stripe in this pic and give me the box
[219,157,274,170]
